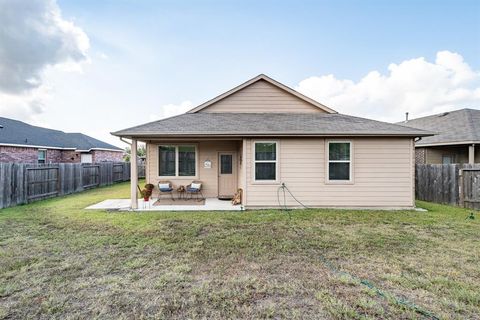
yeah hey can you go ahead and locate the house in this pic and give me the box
[112,74,431,209]
[401,108,479,164]
[0,117,124,163]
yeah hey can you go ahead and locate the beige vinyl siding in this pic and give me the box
[245,137,414,208]
[199,80,325,113]
[146,140,239,198]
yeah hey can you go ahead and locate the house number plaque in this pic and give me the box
[203,160,212,169]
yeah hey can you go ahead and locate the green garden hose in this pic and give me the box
[276,183,440,319]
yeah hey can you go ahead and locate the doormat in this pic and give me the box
[153,198,205,206]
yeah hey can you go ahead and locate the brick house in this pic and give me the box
[400,108,479,164]
[0,117,124,164]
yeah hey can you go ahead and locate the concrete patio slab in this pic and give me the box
[86,198,243,211]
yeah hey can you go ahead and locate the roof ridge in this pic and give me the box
[405,108,478,123]
[0,116,122,150]
[0,116,67,134]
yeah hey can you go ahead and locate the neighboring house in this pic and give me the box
[0,117,124,163]
[401,108,479,164]
[112,74,431,209]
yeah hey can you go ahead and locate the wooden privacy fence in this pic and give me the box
[460,168,480,210]
[415,164,480,209]
[0,162,146,209]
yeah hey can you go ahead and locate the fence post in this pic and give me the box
[459,168,464,208]
[58,164,64,196]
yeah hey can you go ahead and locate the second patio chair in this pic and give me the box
[186,181,204,201]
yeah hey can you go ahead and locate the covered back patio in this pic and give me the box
[127,137,245,210]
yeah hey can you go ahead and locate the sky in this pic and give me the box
[0,0,479,148]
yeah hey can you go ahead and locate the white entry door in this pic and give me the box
[218,152,237,199]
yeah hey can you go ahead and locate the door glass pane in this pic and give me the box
[255,162,276,180]
[329,143,350,161]
[329,163,350,180]
[255,143,276,161]
[178,146,196,176]
[220,154,233,174]
[159,146,176,176]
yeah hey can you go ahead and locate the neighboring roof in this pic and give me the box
[0,117,123,151]
[112,113,433,138]
[399,108,480,146]
[187,74,337,114]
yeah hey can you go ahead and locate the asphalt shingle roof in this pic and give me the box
[112,113,432,138]
[399,108,480,146]
[0,117,122,151]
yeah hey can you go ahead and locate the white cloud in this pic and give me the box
[149,100,193,121]
[296,51,480,122]
[0,0,89,123]
[0,0,90,94]
[0,86,51,125]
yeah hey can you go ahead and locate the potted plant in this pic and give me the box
[140,188,151,201]
[140,184,154,201]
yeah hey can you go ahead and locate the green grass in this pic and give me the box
[0,182,479,319]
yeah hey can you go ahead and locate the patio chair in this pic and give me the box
[186,181,204,201]
[157,181,175,201]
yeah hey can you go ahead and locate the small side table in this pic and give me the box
[176,185,186,200]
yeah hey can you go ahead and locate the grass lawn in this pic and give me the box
[0,182,479,319]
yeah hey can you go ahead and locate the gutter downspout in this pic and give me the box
[120,137,131,145]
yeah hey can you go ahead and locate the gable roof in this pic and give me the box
[187,74,337,114]
[399,108,480,146]
[0,117,122,151]
[112,113,432,138]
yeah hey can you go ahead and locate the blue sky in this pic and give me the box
[1,0,479,147]
[59,0,479,96]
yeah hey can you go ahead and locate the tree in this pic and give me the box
[124,145,146,162]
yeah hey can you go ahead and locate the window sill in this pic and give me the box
[251,180,281,185]
[325,180,354,185]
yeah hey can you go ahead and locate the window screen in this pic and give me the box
[178,146,196,176]
[159,146,176,176]
[328,142,351,181]
[220,154,233,174]
[254,142,277,181]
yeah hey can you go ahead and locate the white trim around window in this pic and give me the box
[326,140,354,184]
[38,149,47,164]
[252,140,280,184]
[158,144,198,179]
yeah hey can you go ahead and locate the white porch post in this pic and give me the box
[468,144,475,164]
[130,139,138,209]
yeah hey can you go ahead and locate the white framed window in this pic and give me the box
[38,149,46,164]
[81,153,93,163]
[253,141,278,182]
[327,141,352,183]
[158,145,197,177]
